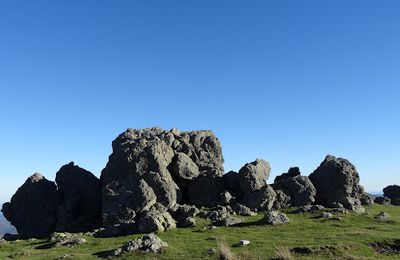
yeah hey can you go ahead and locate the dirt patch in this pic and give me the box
[370,240,400,254]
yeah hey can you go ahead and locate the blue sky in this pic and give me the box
[0,1,399,202]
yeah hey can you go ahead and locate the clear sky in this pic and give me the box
[0,1,399,202]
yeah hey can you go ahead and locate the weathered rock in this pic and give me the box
[375,212,390,221]
[170,204,199,227]
[237,159,270,194]
[294,205,325,214]
[240,185,276,211]
[274,167,301,183]
[273,190,291,209]
[170,152,200,180]
[318,212,334,219]
[136,203,176,233]
[374,196,391,205]
[272,175,316,206]
[100,128,224,235]
[200,206,230,223]
[262,211,290,225]
[360,193,375,205]
[49,232,86,247]
[383,185,400,205]
[217,217,243,226]
[231,203,257,216]
[109,234,168,257]
[1,173,59,238]
[55,162,101,232]
[309,155,364,210]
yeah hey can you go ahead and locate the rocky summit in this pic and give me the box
[1,127,395,239]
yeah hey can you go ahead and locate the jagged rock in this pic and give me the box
[383,185,400,205]
[170,204,199,227]
[1,173,59,238]
[199,206,231,224]
[49,232,86,247]
[231,203,257,216]
[100,128,224,235]
[262,211,290,225]
[309,155,364,210]
[240,185,276,211]
[272,175,316,206]
[360,193,375,205]
[170,152,200,180]
[294,205,325,214]
[217,217,243,226]
[375,212,390,221]
[109,234,168,257]
[274,167,300,183]
[273,190,291,209]
[136,203,176,233]
[55,162,101,232]
[374,196,391,205]
[237,159,270,194]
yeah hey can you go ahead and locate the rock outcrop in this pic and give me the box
[100,128,224,235]
[55,162,101,232]
[309,155,364,210]
[272,168,316,206]
[1,173,59,238]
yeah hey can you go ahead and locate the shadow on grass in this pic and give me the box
[35,242,56,249]
[93,250,115,258]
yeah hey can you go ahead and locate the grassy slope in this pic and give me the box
[1,205,400,259]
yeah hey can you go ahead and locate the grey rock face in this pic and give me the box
[49,232,87,247]
[237,159,270,194]
[100,127,224,235]
[374,196,391,205]
[1,173,59,238]
[272,175,316,206]
[273,190,291,210]
[55,162,101,232]
[274,167,300,183]
[262,211,290,225]
[240,185,276,211]
[360,193,375,205]
[136,203,176,234]
[309,155,364,210]
[170,204,199,227]
[222,171,241,197]
[231,203,257,216]
[109,234,168,257]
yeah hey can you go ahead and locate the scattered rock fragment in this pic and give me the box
[49,232,86,247]
[375,212,390,221]
[108,234,168,257]
[262,211,290,225]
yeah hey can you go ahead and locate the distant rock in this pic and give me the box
[262,210,290,225]
[0,212,17,236]
[309,155,364,211]
[55,162,101,232]
[237,159,270,194]
[1,173,59,238]
[360,193,375,205]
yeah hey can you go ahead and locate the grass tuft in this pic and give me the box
[217,237,237,260]
[274,245,293,260]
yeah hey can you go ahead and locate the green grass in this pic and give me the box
[1,205,400,259]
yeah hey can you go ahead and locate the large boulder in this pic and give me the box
[108,234,168,257]
[262,210,290,225]
[55,162,101,232]
[237,159,270,194]
[240,185,276,211]
[383,185,400,205]
[100,127,224,235]
[136,203,176,233]
[309,155,364,210]
[272,173,316,206]
[1,173,59,238]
